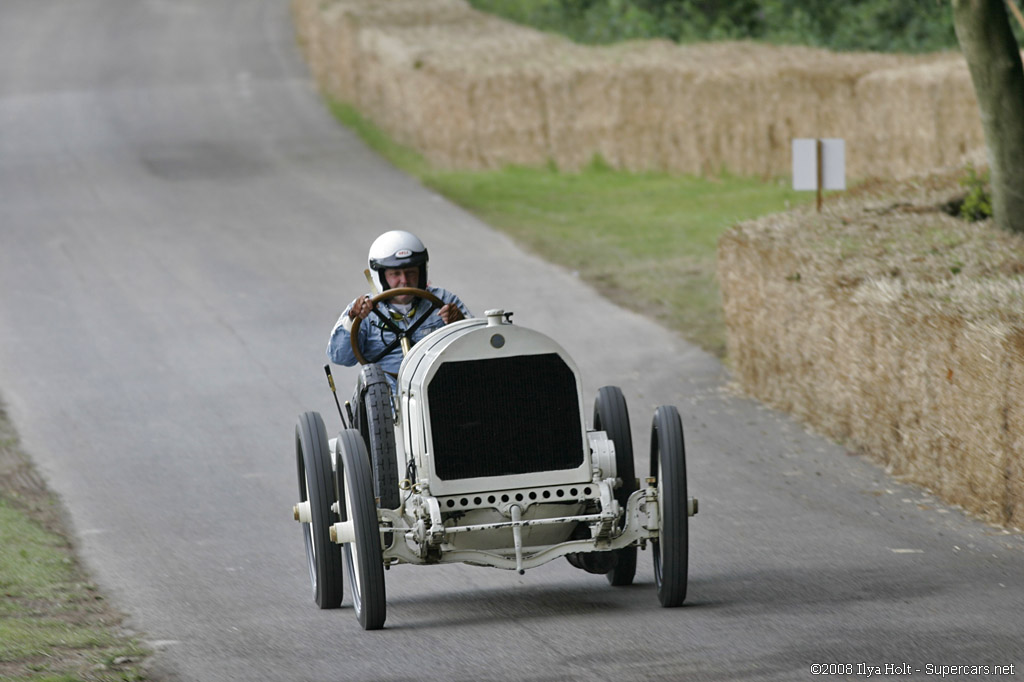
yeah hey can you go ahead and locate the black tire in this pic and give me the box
[336,429,387,630]
[650,405,688,607]
[594,386,638,587]
[296,411,342,609]
[361,380,400,510]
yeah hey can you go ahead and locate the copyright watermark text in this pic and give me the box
[809,662,1016,678]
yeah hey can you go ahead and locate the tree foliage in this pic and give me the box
[471,0,1022,53]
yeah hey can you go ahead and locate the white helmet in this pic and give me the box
[367,230,429,291]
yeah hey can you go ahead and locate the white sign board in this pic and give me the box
[792,138,846,191]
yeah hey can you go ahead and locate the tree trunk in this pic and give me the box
[952,0,1024,234]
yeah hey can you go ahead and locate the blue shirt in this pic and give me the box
[327,286,472,378]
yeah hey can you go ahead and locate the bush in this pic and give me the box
[958,164,992,222]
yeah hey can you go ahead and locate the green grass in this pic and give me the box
[329,99,813,357]
[0,411,148,682]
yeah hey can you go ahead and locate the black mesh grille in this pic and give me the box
[428,354,584,480]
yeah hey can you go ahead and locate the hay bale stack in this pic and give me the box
[1008,337,1024,523]
[853,56,983,178]
[291,0,995,178]
[719,182,1024,527]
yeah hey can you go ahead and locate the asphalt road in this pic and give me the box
[1,2,1021,681]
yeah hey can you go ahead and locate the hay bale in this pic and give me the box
[292,0,992,178]
[1006,330,1024,524]
[853,55,983,178]
[719,176,1024,528]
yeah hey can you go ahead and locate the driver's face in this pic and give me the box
[384,266,420,304]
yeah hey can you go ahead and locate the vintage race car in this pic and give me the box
[292,287,697,630]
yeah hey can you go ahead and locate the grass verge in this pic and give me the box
[0,405,149,682]
[328,100,815,358]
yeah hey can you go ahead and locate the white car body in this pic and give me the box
[325,310,686,573]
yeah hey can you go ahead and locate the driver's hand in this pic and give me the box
[438,303,464,324]
[348,296,374,320]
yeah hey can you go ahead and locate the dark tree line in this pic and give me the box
[481,0,992,52]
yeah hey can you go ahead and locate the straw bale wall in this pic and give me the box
[718,192,1024,528]
[291,0,1001,178]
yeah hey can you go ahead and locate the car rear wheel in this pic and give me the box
[650,405,688,607]
[594,386,638,587]
[296,411,342,609]
[336,429,387,630]
[361,380,400,511]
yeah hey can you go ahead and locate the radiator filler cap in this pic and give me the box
[485,309,507,326]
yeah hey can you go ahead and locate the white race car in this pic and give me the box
[292,288,697,629]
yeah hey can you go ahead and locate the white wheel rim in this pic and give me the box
[658,456,664,534]
[344,461,364,609]
[304,470,318,593]
[656,453,664,574]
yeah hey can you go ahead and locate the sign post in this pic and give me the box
[793,138,846,212]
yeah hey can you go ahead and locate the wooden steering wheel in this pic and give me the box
[349,287,445,366]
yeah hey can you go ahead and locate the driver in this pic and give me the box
[327,230,471,380]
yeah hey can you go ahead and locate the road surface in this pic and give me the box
[1,1,1020,680]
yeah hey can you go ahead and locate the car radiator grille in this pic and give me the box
[428,353,584,480]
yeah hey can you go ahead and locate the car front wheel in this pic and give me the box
[336,429,387,630]
[650,405,688,607]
